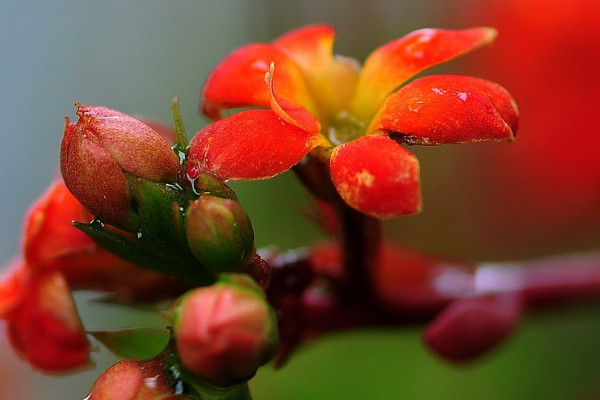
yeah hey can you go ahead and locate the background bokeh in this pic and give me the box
[1,0,600,398]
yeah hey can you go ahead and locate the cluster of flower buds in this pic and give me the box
[59,103,264,285]
[1,23,527,400]
[58,103,276,394]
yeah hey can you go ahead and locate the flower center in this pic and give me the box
[327,111,366,146]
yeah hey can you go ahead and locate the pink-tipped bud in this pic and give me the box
[185,195,254,274]
[86,358,187,400]
[61,104,181,230]
[423,294,522,362]
[172,274,278,386]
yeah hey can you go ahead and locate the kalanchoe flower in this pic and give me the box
[190,24,518,218]
[172,273,278,387]
[185,195,254,274]
[61,104,181,230]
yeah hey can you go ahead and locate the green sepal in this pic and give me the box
[73,220,215,286]
[89,328,170,360]
[192,173,238,201]
[162,348,253,400]
[128,177,187,247]
[183,375,253,400]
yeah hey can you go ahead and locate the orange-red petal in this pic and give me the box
[0,260,30,319]
[23,180,95,271]
[330,135,421,219]
[187,110,321,181]
[201,43,315,120]
[274,24,360,118]
[351,27,497,122]
[368,74,518,144]
[274,24,336,69]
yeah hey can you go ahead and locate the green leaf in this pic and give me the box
[89,328,170,360]
[73,219,215,286]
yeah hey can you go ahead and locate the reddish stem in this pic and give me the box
[266,248,600,366]
[337,205,381,300]
[474,252,600,307]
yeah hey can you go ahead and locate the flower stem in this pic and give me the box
[337,204,381,300]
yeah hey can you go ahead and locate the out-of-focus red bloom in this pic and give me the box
[172,274,278,387]
[6,271,90,372]
[22,180,186,301]
[189,25,518,218]
[61,104,181,229]
[0,180,188,371]
[86,358,190,400]
[456,0,600,249]
[0,259,29,319]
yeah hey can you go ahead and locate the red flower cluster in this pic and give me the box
[188,25,518,218]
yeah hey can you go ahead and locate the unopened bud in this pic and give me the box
[423,294,522,362]
[185,195,254,274]
[172,274,278,386]
[86,357,188,400]
[61,104,181,230]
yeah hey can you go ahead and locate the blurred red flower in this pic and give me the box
[456,0,600,252]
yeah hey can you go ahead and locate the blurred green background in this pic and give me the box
[1,1,600,399]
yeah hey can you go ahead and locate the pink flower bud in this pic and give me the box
[86,358,187,400]
[61,104,181,229]
[172,274,278,386]
[185,195,254,274]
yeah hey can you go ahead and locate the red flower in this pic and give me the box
[188,25,518,218]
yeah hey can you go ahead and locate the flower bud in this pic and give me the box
[423,294,522,362]
[185,195,254,274]
[172,274,278,386]
[61,104,181,230]
[86,358,188,400]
